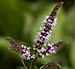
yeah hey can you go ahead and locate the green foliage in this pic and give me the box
[0,0,75,69]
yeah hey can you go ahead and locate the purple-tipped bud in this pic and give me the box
[6,37,21,53]
[6,37,35,60]
[44,61,62,69]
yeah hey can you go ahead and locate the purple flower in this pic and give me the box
[33,2,65,58]
[38,41,65,58]
[6,2,65,60]
[34,2,63,49]
[6,37,35,60]
[21,45,31,60]
[34,17,57,47]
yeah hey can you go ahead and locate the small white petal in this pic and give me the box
[23,49,25,52]
[51,47,54,50]
[26,51,30,54]
[27,47,30,50]
[22,45,24,47]
[27,56,30,60]
[41,47,46,52]
[44,43,46,46]
[52,50,56,53]
[48,19,53,22]
[42,55,45,58]
[31,54,35,59]
[46,53,49,56]
[49,50,53,54]
[46,16,49,19]
[24,46,26,49]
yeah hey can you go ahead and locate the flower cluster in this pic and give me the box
[44,61,62,69]
[21,45,35,60]
[33,2,64,58]
[6,37,35,60]
[34,2,63,49]
[6,2,65,60]
[34,17,57,47]
[36,41,65,58]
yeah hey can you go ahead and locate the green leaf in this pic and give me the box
[16,66,24,69]
[34,66,38,69]
[39,66,44,69]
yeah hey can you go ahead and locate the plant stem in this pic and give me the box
[21,60,28,69]
[29,60,33,69]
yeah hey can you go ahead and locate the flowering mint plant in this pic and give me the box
[6,2,65,69]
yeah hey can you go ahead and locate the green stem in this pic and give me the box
[21,60,28,69]
[29,60,33,69]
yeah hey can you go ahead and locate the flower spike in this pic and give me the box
[34,2,63,49]
[38,41,65,58]
[6,37,35,60]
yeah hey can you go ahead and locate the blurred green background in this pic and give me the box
[0,0,75,69]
